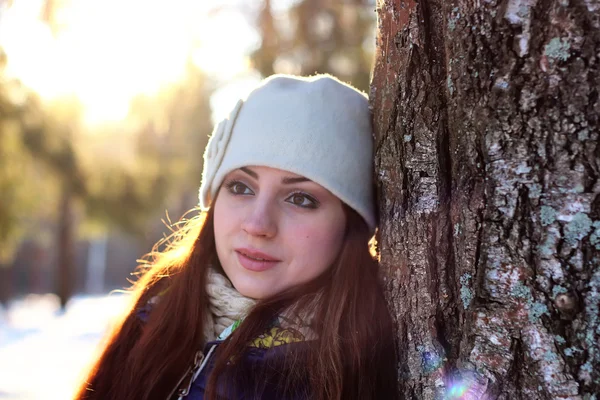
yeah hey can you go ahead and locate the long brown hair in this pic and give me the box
[75,205,398,400]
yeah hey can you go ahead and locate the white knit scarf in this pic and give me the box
[203,268,256,342]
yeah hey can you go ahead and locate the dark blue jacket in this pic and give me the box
[180,338,310,400]
[138,299,310,399]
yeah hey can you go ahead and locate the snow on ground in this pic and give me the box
[0,293,131,400]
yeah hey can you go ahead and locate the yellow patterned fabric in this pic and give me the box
[250,325,306,349]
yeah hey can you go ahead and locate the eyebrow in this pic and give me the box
[239,167,311,185]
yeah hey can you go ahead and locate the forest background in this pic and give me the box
[0,0,374,305]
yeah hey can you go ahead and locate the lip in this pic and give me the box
[235,247,280,272]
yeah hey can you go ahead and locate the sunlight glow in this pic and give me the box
[0,0,259,125]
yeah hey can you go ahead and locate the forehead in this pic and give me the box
[231,166,309,180]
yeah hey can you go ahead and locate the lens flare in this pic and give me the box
[446,381,469,399]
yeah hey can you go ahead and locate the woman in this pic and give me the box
[76,74,398,400]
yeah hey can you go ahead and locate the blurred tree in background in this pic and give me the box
[251,0,375,92]
[0,49,64,304]
[0,44,212,307]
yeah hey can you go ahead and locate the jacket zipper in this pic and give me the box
[167,344,217,400]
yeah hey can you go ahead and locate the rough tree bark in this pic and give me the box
[371,0,599,399]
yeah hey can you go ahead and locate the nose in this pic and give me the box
[241,198,277,239]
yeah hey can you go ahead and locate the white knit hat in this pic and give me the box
[199,74,376,232]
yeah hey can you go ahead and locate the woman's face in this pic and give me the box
[213,166,346,299]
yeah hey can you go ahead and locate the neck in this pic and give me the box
[204,267,256,341]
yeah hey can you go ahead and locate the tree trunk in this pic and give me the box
[84,232,107,294]
[56,185,75,309]
[0,263,12,306]
[371,1,599,399]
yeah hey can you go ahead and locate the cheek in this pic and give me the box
[213,197,237,248]
[214,193,241,227]
[291,220,345,270]
[213,201,225,239]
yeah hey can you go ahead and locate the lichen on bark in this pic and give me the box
[371,0,600,398]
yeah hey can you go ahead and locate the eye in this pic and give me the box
[285,192,319,209]
[225,180,254,195]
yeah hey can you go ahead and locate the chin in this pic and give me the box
[232,280,273,300]
[236,288,267,300]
